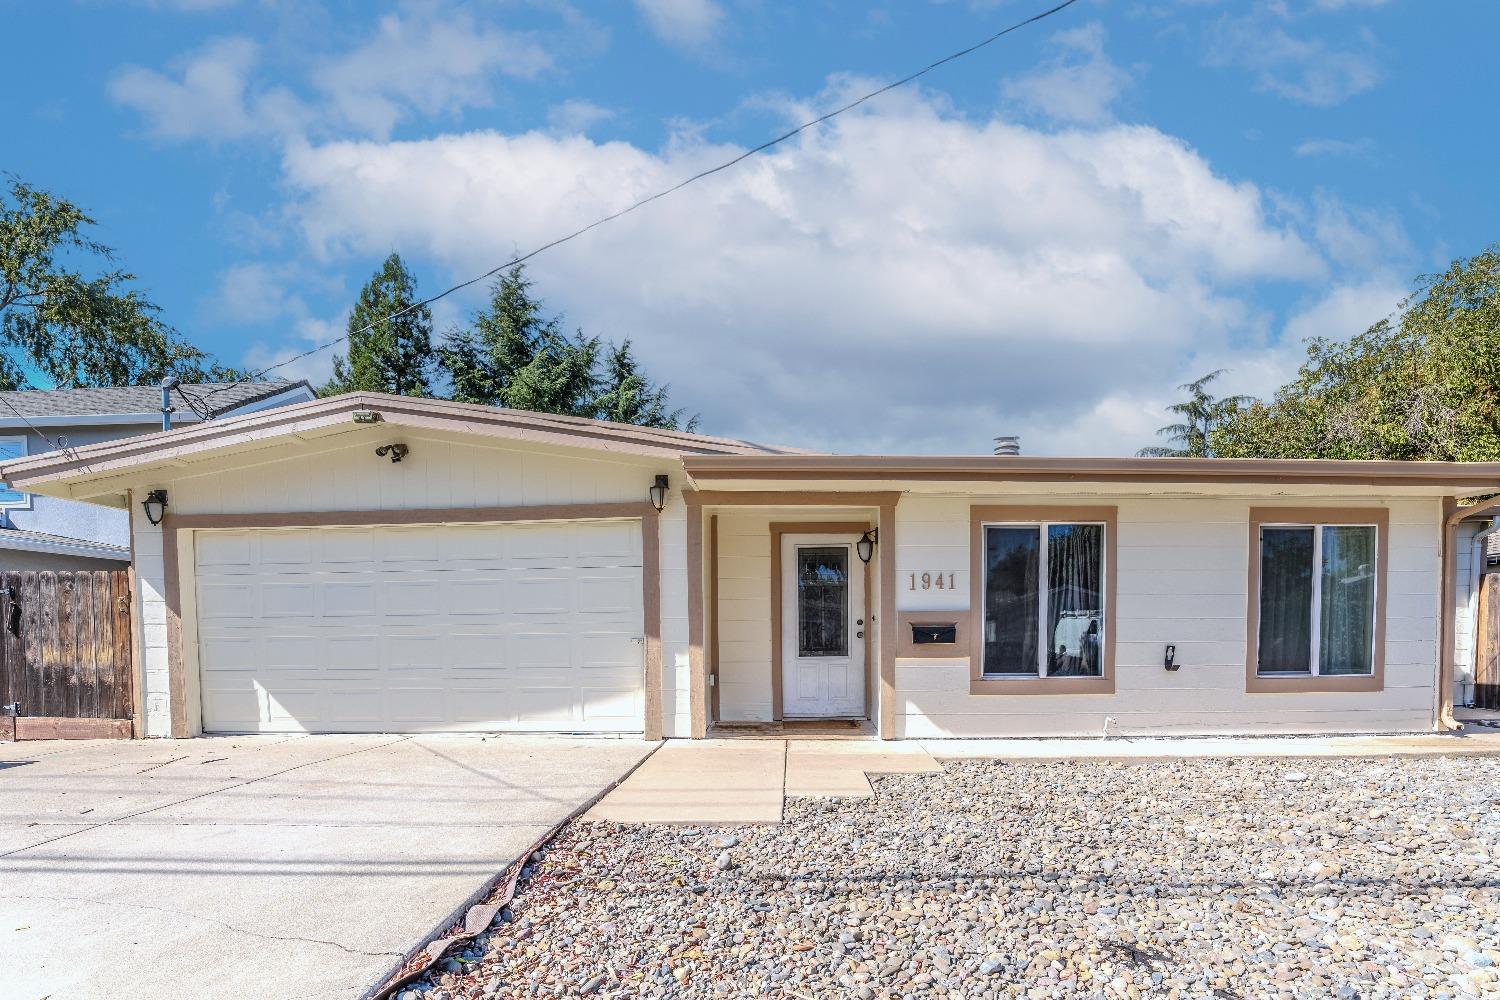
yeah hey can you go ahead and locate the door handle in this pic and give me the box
[856,630,864,638]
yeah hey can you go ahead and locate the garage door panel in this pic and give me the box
[261,582,318,617]
[195,522,645,734]
[580,686,644,723]
[384,579,442,615]
[258,530,317,566]
[196,533,253,567]
[321,528,377,563]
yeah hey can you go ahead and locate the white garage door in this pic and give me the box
[193,520,645,734]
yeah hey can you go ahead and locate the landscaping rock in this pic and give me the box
[387,755,1499,999]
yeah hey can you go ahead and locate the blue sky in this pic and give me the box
[6,0,1497,455]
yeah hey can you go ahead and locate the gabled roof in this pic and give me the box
[0,392,814,494]
[0,380,314,425]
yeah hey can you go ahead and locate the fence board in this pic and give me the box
[0,570,133,731]
[1479,574,1500,711]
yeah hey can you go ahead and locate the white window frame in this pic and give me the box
[1256,521,1379,678]
[0,434,30,510]
[981,519,1107,679]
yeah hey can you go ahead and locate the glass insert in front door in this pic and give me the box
[796,545,850,657]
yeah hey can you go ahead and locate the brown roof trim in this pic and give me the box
[682,454,1500,490]
[0,392,811,489]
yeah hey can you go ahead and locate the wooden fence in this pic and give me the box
[1476,574,1500,711]
[0,570,134,740]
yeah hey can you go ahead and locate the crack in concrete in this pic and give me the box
[11,893,402,959]
[0,735,411,859]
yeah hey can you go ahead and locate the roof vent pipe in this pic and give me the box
[994,436,1020,457]
[160,376,180,431]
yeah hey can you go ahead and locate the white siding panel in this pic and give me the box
[895,494,1444,738]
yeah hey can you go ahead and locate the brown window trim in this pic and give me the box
[968,505,1117,696]
[1245,506,1387,694]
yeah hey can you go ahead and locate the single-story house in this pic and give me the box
[1,391,1494,740]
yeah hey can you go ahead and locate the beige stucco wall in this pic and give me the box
[893,493,1442,737]
[126,427,687,737]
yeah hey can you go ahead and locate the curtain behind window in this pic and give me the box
[983,526,1039,675]
[1319,525,1375,675]
[1047,523,1102,677]
[1259,527,1314,673]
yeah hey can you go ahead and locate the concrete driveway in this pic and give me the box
[0,734,654,1000]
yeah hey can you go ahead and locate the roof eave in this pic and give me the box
[681,455,1500,492]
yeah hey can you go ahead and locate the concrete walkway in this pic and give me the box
[920,722,1500,760]
[584,740,941,824]
[584,725,1500,826]
[0,734,653,1000]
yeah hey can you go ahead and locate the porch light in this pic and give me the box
[648,474,670,512]
[142,489,169,526]
[857,527,878,564]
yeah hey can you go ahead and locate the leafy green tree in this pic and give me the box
[1213,247,1500,460]
[438,265,695,428]
[322,252,435,397]
[1138,369,1251,457]
[0,177,235,390]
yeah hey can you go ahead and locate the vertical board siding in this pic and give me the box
[894,495,1443,737]
[0,570,132,722]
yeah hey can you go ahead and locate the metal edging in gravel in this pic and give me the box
[360,740,666,1000]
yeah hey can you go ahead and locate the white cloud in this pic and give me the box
[546,99,615,136]
[1294,136,1373,158]
[264,86,1375,455]
[1204,14,1381,106]
[634,0,726,51]
[1282,280,1407,347]
[1002,21,1133,125]
[108,37,308,141]
[110,9,554,142]
[311,12,552,138]
[242,315,346,389]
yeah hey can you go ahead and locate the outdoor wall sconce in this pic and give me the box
[856,527,879,564]
[648,474,670,512]
[375,443,409,463]
[142,489,169,526]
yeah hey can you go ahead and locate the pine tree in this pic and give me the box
[594,339,696,430]
[322,252,434,397]
[437,265,694,427]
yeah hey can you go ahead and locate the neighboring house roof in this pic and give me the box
[0,527,129,561]
[0,380,316,428]
[0,392,815,498]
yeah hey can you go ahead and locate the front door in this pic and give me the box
[780,534,866,718]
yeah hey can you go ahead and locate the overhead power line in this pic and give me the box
[199,0,1081,407]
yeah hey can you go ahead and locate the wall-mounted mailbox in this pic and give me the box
[911,622,958,645]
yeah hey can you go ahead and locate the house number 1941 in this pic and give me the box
[909,572,956,591]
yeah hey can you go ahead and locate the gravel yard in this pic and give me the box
[398,754,1499,999]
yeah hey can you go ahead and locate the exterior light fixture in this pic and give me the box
[648,474,669,512]
[856,527,878,564]
[142,489,169,526]
[375,443,409,463]
[352,409,383,424]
